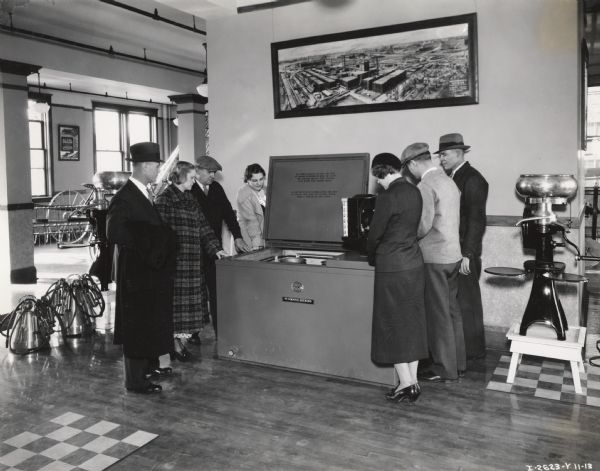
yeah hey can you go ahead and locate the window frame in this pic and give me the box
[28,92,52,199]
[92,102,158,173]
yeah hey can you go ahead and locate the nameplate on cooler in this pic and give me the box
[282,296,314,305]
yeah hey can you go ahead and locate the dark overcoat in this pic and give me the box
[191,181,242,241]
[367,177,428,364]
[107,180,176,358]
[154,184,221,333]
[452,161,489,357]
[452,161,488,259]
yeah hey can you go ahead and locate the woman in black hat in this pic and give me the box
[367,152,428,403]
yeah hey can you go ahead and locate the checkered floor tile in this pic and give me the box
[0,412,157,471]
[487,355,600,407]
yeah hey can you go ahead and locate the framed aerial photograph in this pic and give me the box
[58,125,80,161]
[271,13,478,119]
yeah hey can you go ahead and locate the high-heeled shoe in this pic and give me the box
[385,383,421,403]
[170,350,190,362]
[170,339,191,361]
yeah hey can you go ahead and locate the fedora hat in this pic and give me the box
[434,133,471,154]
[127,142,162,163]
[194,155,223,172]
[400,142,430,167]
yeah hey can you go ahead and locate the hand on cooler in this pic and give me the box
[234,238,251,253]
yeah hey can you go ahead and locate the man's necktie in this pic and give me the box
[146,185,154,204]
[203,185,209,196]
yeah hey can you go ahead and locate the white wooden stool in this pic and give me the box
[506,322,587,394]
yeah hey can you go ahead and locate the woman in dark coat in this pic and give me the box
[367,152,428,403]
[155,161,226,359]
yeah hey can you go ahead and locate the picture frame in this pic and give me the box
[271,13,478,119]
[58,125,80,161]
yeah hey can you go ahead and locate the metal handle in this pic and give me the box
[515,215,556,226]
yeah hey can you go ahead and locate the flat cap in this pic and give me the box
[194,155,222,172]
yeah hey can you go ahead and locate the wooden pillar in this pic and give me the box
[168,94,208,163]
[0,60,40,284]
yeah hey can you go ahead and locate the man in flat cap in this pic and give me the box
[107,142,177,394]
[402,143,466,383]
[191,155,250,340]
[436,133,488,360]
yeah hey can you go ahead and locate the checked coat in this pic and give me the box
[155,184,222,333]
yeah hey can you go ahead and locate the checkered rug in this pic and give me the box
[486,354,600,407]
[0,412,157,471]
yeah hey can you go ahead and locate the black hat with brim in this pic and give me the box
[127,142,162,162]
[434,133,471,154]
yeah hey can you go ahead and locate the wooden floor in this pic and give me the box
[0,246,599,470]
[0,337,599,470]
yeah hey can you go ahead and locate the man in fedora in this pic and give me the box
[402,143,465,383]
[436,133,488,360]
[191,155,250,340]
[107,142,177,393]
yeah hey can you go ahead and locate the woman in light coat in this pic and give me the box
[236,164,267,250]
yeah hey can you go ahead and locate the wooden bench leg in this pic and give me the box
[507,352,521,384]
[570,360,582,394]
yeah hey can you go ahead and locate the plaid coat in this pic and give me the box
[155,184,221,333]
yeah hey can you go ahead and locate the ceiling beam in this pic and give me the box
[98,0,205,34]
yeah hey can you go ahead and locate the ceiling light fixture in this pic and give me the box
[196,83,208,98]
[197,42,208,98]
[29,72,50,114]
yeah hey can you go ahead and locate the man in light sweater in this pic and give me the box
[401,142,466,383]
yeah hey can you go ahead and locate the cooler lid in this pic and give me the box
[265,153,370,248]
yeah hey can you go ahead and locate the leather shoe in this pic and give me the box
[385,383,421,402]
[170,350,190,362]
[418,369,459,383]
[144,367,173,380]
[127,383,162,394]
[458,369,466,378]
[417,369,443,382]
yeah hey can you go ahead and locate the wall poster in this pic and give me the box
[58,125,80,161]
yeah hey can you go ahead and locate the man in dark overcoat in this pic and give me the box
[191,155,250,339]
[436,133,489,360]
[107,142,177,394]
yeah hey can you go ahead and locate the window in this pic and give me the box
[93,104,157,172]
[28,99,50,197]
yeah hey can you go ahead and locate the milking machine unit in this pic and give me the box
[485,174,589,341]
[0,274,106,354]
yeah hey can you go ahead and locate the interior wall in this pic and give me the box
[44,92,175,194]
[207,0,582,336]
[208,0,580,216]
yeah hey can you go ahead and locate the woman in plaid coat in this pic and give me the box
[155,161,226,360]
